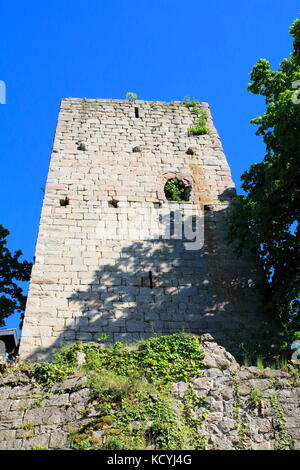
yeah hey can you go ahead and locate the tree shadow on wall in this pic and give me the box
[27,202,279,364]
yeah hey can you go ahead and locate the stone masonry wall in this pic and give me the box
[1,335,299,450]
[19,99,265,361]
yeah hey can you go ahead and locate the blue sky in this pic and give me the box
[0,0,299,330]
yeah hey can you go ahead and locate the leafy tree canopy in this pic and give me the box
[0,224,32,327]
[226,18,300,340]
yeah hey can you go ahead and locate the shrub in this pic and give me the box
[184,97,209,135]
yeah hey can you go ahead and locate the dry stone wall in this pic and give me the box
[20,99,265,361]
[1,336,299,450]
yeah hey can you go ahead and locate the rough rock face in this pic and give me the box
[200,333,239,369]
[0,336,299,450]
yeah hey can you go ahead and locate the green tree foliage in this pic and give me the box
[0,224,32,327]
[226,18,300,341]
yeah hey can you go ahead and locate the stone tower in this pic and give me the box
[19,98,264,361]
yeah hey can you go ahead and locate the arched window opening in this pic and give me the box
[164,178,191,202]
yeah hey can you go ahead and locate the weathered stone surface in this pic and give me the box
[172,381,189,398]
[52,375,87,392]
[49,431,69,449]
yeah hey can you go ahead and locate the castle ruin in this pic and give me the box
[19,98,265,360]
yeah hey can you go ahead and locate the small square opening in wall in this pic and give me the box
[108,199,119,208]
[134,107,139,118]
[77,142,87,151]
[60,197,69,207]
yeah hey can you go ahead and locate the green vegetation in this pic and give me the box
[25,433,38,439]
[230,371,241,426]
[125,92,137,100]
[30,333,208,450]
[229,329,293,368]
[250,387,263,408]
[22,421,37,431]
[184,97,209,135]
[0,224,32,328]
[225,17,300,350]
[230,370,249,449]
[269,393,291,450]
[3,332,299,450]
[164,178,186,202]
[33,361,72,386]
[68,378,209,450]
[19,395,45,411]
[256,356,265,370]
[33,333,205,387]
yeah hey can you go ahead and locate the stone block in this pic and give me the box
[126,320,146,332]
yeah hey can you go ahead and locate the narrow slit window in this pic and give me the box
[134,107,139,118]
[149,271,153,289]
